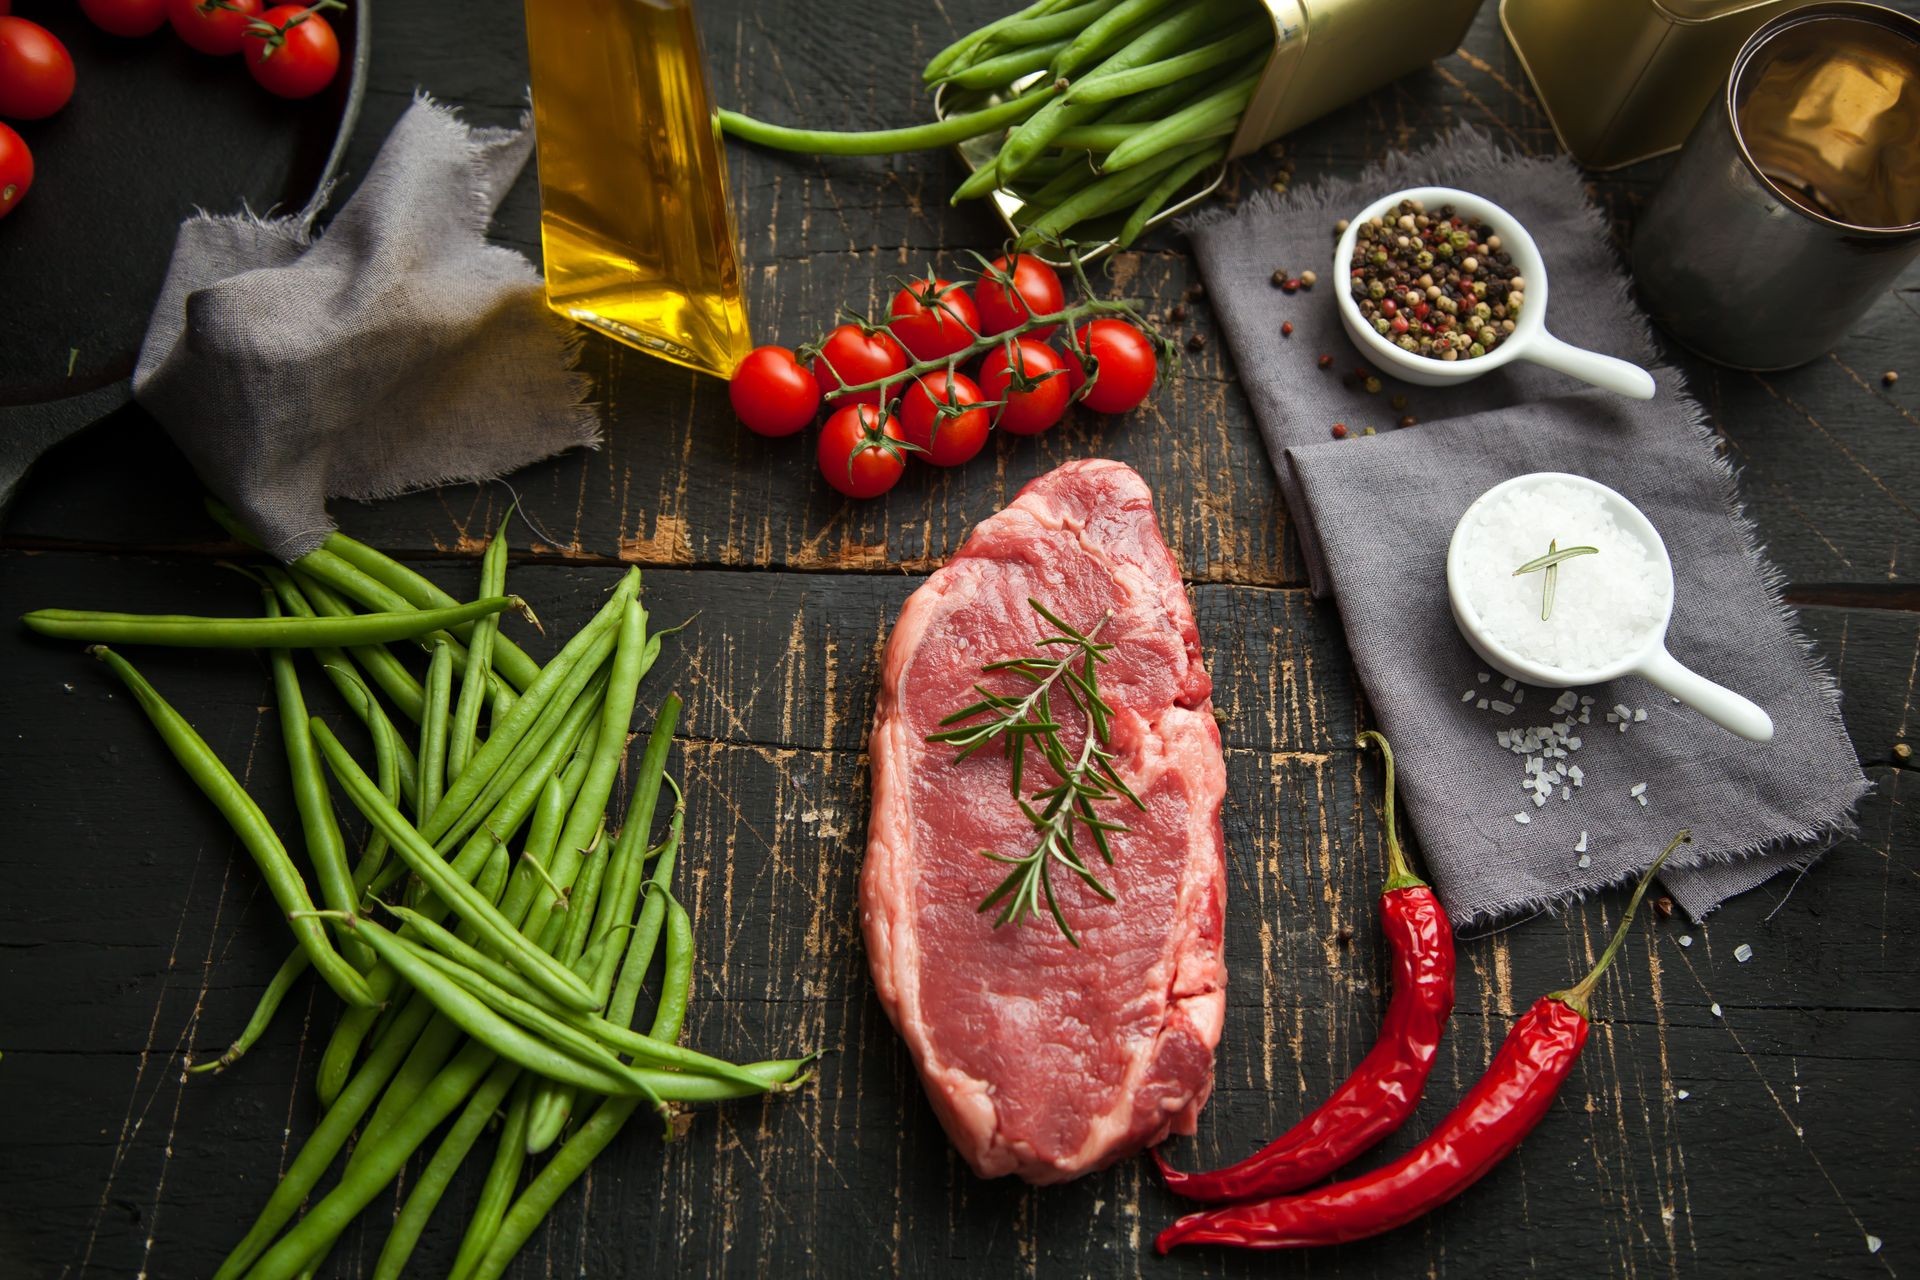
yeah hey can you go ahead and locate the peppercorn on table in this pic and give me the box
[1,1,1916,1276]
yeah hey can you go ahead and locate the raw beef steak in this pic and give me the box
[862,459,1227,1184]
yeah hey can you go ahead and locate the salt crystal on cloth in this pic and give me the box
[1185,127,1866,923]
[134,94,598,561]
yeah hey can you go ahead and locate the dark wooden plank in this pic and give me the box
[1,551,1913,1277]
[6,2,1916,591]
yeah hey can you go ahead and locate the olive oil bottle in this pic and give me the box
[522,0,752,379]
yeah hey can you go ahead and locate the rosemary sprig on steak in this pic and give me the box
[928,598,1145,945]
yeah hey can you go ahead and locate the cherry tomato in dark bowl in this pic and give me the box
[80,0,170,37]
[809,323,907,408]
[978,338,1070,436]
[0,122,32,220]
[899,370,992,467]
[730,345,820,438]
[975,254,1065,340]
[888,276,979,362]
[817,404,910,499]
[1067,318,1158,415]
[168,0,263,55]
[243,5,340,99]
[0,17,76,119]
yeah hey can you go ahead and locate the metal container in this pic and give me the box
[942,0,1485,264]
[1631,2,1920,370]
[1502,0,1808,171]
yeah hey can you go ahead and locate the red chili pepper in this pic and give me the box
[1156,831,1692,1253]
[1154,732,1453,1202]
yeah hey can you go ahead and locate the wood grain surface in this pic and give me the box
[1,1,1916,1277]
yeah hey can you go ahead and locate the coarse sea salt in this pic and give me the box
[1455,479,1669,672]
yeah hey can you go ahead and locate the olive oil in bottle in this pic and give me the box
[522,0,752,380]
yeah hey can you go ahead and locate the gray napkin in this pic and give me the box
[1186,129,1868,923]
[133,94,597,561]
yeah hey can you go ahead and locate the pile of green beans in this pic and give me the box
[718,0,1274,249]
[30,514,809,1278]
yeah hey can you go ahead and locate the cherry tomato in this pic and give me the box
[887,276,979,362]
[1067,318,1158,414]
[898,371,992,467]
[810,323,906,408]
[79,0,170,37]
[729,345,820,438]
[978,338,1070,436]
[242,5,339,99]
[0,18,76,119]
[0,121,31,220]
[168,0,263,55]
[974,254,1065,340]
[817,404,908,499]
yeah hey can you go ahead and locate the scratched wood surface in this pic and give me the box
[1,1,1916,1278]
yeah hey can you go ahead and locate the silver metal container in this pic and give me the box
[1631,2,1920,370]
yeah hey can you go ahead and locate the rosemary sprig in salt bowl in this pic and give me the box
[1512,539,1598,621]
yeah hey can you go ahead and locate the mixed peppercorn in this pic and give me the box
[1350,198,1524,362]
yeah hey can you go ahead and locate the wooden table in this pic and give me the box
[3,3,1915,1276]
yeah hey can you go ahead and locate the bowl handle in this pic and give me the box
[1525,331,1657,400]
[1637,647,1774,743]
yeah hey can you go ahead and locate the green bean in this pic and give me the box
[247,1039,501,1280]
[1097,62,1230,125]
[313,526,542,691]
[341,916,663,1100]
[211,991,435,1280]
[1015,154,1105,213]
[371,1056,519,1280]
[24,596,524,648]
[312,721,600,1012]
[350,1011,467,1173]
[1018,137,1217,246]
[1118,142,1227,246]
[420,571,636,845]
[261,594,374,973]
[554,834,607,968]
[985,0,1112,51]
[1066,15,1268,103]
[1052,0,1178,77]
[447,1078,531,1280]
[288,572,427,723]
[91,647,376,1009]
[323,663,409,884]
[719,82,1058,156]
[187,947,308,1074]
[1102,65,1259,171]
[649,891,695,1045]
[587,695,680,1002]
[418,640,452,824]
[1054,117,1233,151]
[923,0,1071,83]
[501,598,649,947]
[469,1095,638,1280]
[938,36,1069,89]
[315,1004,378,1110]
[450,517,509,780]
[609,801,683,1029]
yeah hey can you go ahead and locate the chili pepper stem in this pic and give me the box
[1357,732,1426,892]
[1552,830,1691,1016]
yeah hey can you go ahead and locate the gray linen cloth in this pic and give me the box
[133,94,597,561]
[1186,129,1867,923]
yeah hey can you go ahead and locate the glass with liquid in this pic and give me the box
[523,0,753,379]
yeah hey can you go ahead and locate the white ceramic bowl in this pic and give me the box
[1334,186,1657,399]
[1446,472,1772,742]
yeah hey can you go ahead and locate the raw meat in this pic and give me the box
[862,459,1228,1184]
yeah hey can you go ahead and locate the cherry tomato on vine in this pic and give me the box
[817,404,909,499]
[242,5,339,99]
[978,338,1070,436]
[974,254,1065,340]
[0,122,31,220]
[0,17,75,119]
[887,276,979,362]
[729,345,820,438]
[810,323,906,408]
[80,0,170,37]
[168,0,263,55]
[898,371,992,467]
[1067,318,1158,414]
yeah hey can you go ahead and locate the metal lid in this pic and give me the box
[1655,0,1793,23]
